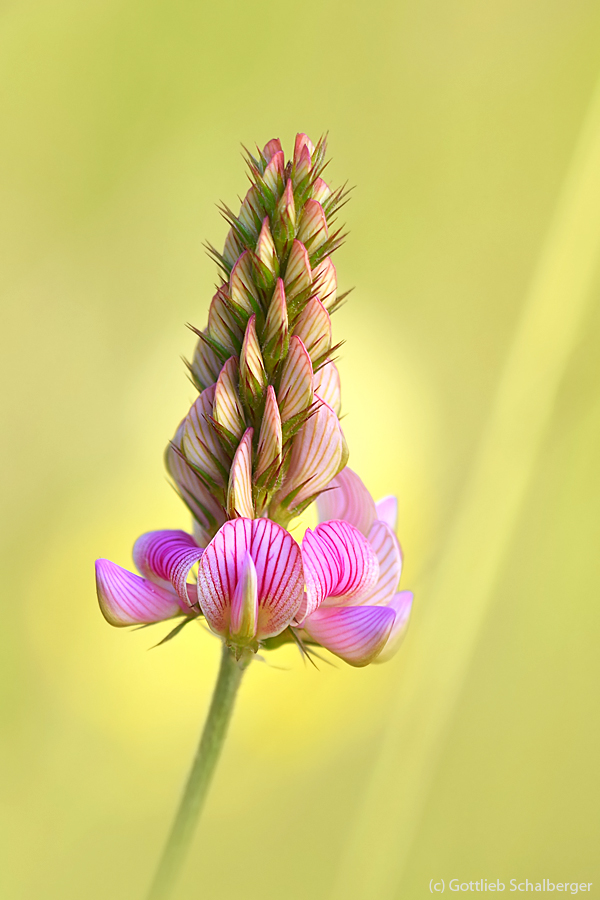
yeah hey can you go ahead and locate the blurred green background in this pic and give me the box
[1,1,599,898]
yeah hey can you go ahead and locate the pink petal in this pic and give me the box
[293,296,332,364]
[262,138,282,163]
[375,495,398,531]
[311,256,337,310]
[316,467,377,537]
[277,335,313,422]
[358,521,403,607]
[197,518,304,640]
[303,605,395,667]
[284,240,312,298]
[262,150,285,195]
[301,520,379,618]
[133,530,204,604]
[294,132,315,163]
[95,559,182,627]
[229,251,259,315]
[375,591,414,663]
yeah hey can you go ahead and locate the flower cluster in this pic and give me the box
[95,134,413,666]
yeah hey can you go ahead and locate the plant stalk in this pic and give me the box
[146,643,246,900]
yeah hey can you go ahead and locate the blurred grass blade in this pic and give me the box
[331,77,600,900]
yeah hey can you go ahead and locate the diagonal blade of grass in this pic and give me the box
[331,77,600,900]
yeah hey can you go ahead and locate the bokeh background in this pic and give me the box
[2,1,600,898]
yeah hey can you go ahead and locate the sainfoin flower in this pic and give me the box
[96,132,413,670]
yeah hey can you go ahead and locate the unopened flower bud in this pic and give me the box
[183,385,230,490]
[230,251,260,317]
[262,138,282,164]
[255,386,283,481]
[208,288,243,357]
[312,177,331,205]
[313,359,341,415]
[277,335,313,422]
[284,240,312,299]
[255,217,278,277]
[213,357,246,442]
[293,296,332,364]
[262,150,285,197]
[311,256,337,310]
[297,199,328,254]
[189,331,222,391]
[239,315,267,406]
[227,428,254,519]
[272,179,296,251]
[263,278,289,369]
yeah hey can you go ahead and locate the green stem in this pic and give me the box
[146,644,246,900]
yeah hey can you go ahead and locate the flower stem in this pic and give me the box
[147,643,246,900]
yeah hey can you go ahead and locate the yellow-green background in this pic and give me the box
[1,1,599,898]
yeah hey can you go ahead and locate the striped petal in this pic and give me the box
[262,150,285,195]
[313,360,341,415]
[255,217,277,274]
[213,357,246,441]
[227,428,254,519]
[240,315,267,403]
[133,530,204,604]
[293,296,332,364]
[294,143,312,184]
[375,591,414,664]
[312,177,331,205]
[284,240,312,298]
[263,278,289,362]
[294,132,315,163]
[277,335,313,422]
[376,495,398,531]
[222,227,243,269]
[358,521,403,606]
[190,332,222,391]
[183,385,229,487]
[207,288,242,355]
[316,467,377,537]
[95,559,182,627]
[262,138,282,163]
[277,399,346,509]
[303,605,395,667]
[197,518,304,641]
[301,520,379,617]
[166,420,227,544]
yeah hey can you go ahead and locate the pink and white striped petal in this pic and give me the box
[223,227,243,269]
[293,296,332,364]
[284,240,312,298]
[375,591,414,663]
[303,605,395,667]
[133,530,204,604]
[214,357,245,441]
[311,257,337,310]
[294,144,312,183]
[96,559,183,627]
[316,467,377,537]
[207,288,242,355]
[227,428,254,519]
[302,520,379,616]
[256,386,282,479]
[197,518,304,641]
[264,279,288,351]
[294,132,315,163]
[358,521,403,606]
[183,385,229,487]
[313,360,341,415]
[240,315,267,400]
[375,495,398,531]
[190,334,222,391]
[277,336,313,422]
[276,399,345,509]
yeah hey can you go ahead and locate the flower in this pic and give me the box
[96,467,412,666]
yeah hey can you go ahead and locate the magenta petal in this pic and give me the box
[95,559,182,627]
[301,520,379,617]
[359,521,403,606]
[316,467,377,537]
[197,518,304,640]
[376,591,414,663]
[303,605,395,667]
[133,530,204,605]
[375,495,398,531]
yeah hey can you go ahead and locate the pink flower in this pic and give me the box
[295,467,413,666]
[96,468,411,666]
